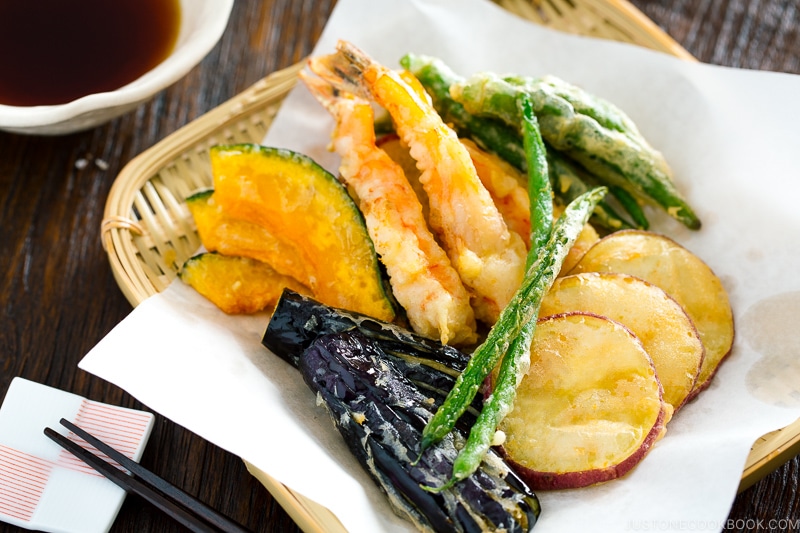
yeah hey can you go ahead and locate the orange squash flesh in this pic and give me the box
[179,252,309,314]
[210,144,395,322]
[186,189,311,286]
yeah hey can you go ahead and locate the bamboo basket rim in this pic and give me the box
[101,0,794,530]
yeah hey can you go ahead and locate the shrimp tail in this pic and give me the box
[298,69,339,113]
[306,41,373,99]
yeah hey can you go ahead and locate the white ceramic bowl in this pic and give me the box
[0,0,233,136]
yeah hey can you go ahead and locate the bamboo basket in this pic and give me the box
[102,0,800,531]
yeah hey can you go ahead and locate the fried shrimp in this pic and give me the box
[401,69,532,244]
[307,40,527,324]
[461,138,532,247]
[300,72,477,345]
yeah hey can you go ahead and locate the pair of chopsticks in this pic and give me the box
[44,418,253,533]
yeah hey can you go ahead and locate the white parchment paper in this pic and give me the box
[80,0,800,531]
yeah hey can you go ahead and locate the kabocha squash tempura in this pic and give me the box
[177,40,733,532]
[191,144,396,320]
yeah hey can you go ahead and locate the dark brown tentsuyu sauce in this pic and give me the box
[0,0,181,106]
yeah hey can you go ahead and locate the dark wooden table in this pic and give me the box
[1,1,797,531]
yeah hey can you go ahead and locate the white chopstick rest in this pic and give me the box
[0,377,154,533]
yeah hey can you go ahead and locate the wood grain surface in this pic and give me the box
[0,0,797,532]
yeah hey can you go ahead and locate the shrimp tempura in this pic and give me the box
[461,138,532,247]
[301,71,477,345]
[308,40,527,324]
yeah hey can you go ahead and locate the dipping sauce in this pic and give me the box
[0,0,181,106]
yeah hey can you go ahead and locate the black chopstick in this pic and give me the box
[44,419,253,533]
[57,418,251,533]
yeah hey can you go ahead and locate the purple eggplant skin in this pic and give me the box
[264,289,483,429]
[299,330,540,532]
[263,289,470,373]
[261,289,483,430]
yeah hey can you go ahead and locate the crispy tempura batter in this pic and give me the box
[308,40,527,324]
[461,138,532,247]
[301,72,477,345]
